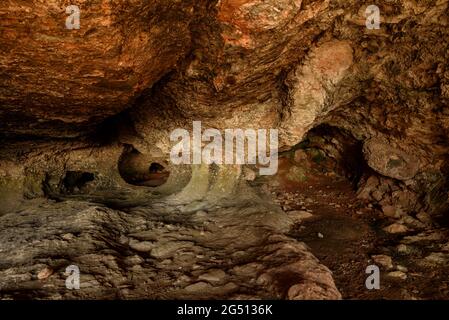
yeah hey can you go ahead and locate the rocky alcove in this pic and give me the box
[0,0,449,300]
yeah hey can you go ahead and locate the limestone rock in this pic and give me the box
[363,139,420,181]
[387,271,407,280]
[383,223,409,234]
[287,210,314,223]
[372,255,393,270]
[198,269,227,284]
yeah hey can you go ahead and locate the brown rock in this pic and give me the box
[37,267,53,280]
[383,223,409,234]
[0,0,199,136]
[372,254,394,270]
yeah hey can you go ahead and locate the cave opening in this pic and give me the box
[62,171,95,193]
[278,124,369,191]
[118,146,170,187]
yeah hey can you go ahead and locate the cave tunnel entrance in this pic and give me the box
[283,124,368,189]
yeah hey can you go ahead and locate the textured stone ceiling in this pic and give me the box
[0,0,449,300]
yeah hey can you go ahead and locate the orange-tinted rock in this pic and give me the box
[0,0,199,136]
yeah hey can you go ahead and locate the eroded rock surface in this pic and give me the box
[1,0,449,300]
[0,0,202,136]
[0,191,340,300]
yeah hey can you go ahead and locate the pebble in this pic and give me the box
[124,255,144,266]
[129,239,155,252]
[317,232,324,239]
[387,271,407,280]
[287,210,314,222]
[198,269,227,284]
[372,254,393,270]
[184,282,212,292]
[396,265,408,272]
[383,223,409,234]
[37,267,53,280]
[397,244,414,255]
[61,233,75,241]
[382,205,399,218]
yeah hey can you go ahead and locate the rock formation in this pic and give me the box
[0,0,448,299]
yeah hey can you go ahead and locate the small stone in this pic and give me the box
[129,239,155,252]
[256,273,272,286]
[387,271,407,280]
[287,210,313,222]
[372,254,393,270]
[184,282,212,292]
[396,265,408,272]
[232,263,263,277]
[397,244,416,255]
[382,205,399,218]
[416,212,432,225]
[124,255,144,266]
[198,269,227,284]
[37,267,53,280]
[118,235,129,245]
[423,252,447,266]
[61,233,75,241]
[383,223,409,234]
[317,232,324,239]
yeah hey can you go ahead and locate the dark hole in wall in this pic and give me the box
[62,171,95,193]
[118,146,170,187]
[149,162,165,173]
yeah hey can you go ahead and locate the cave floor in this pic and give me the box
[266,158,449,300]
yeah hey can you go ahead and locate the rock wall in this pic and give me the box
[0,0,448,299]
